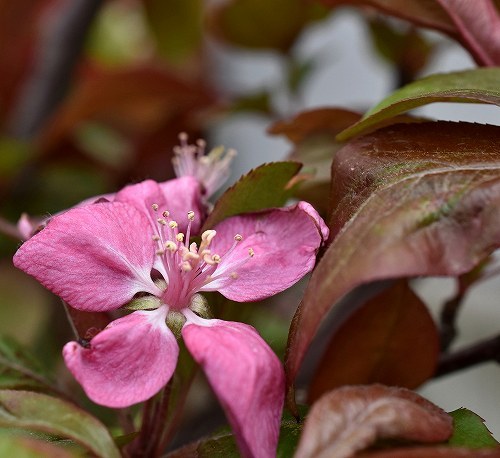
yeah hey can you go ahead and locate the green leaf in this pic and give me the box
[202,161,302,230]
[0,334,54,392]
[0,430,76,458]
[337,68,500,140]
[448,408,499,448]
[0,390,120,458]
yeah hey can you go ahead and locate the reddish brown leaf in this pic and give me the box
[357,447,500,457]
[295,385,453,458]
[435,0,500,66]
[309,280,439,401]
[319,0,458,36]
[286,122,500,398]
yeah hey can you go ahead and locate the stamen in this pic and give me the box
[165,241,177,252]
[212,254,221,263]
[181,261,192,272]
[156,249,165,256]
[248,248,255,257]
[169,221,178,229]
[157,218,167,226]
[230,272,238,279]
[176,233,184,242]
[152,203,159,211]
[234,234,243,242]
[187,210,195,221]
[162,210,170,218]
[152,235,160,241]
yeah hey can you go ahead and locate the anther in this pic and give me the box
[152,203,159,211]
[201,230,216,243]
[187,211,195,221]
[176,233,185,242]
[156,249,165,256]
[181,261,192,272]
[248,248,255,257]
[230,272,238,279]
[165,241,177,252]
[152,235,160,241]
[163,210,170,218]
[234,234,243,242]
[157,218,167,225]
[212,254,221,263]
[169,221,178,229]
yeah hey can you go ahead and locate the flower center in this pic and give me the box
[149,204,252,310]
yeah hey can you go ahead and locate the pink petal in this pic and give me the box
[298,201,329,241]
[182,317,284,458]
[205,203,325,301]
[436,0,500,66]
[159,176,206,234]
[63,308,178,408]
[14,202,158,312]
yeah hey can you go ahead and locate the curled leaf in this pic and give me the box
[295,385,453,458]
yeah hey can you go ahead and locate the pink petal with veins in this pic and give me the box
[63,309,178,408]
[298,201,329,241]
[436,0,500,66]
[205,203,325,301]
[182,318,284,458]
[14,202,158,312]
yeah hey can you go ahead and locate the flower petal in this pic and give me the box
[182,317,284,458]
[205,203,326,301]
[159,176,206,233]
[63,309,178,408]
[14,202,158,311]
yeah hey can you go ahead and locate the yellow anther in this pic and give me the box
[162,210,170,218]
[212,254,221,263]
[176,233,185,242]
[187,211,195,221]
[168,221,178,229]
[165,241,177,252]
[157,218,167,226]
[234,234,243,242]
[152,203,159,211]
[156,249,165,256]
[230,272,238,279]
[248,248,255,257]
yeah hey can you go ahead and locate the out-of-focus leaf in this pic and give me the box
[309,280,439,401]
[435,0,500,66]
[286,122,500,397]
[202,162,302,230]
[448,408,499,448]
[337,68,500,141]
[207,0,328,51]
[231,91,272,115]
[357,446,500,457]
[369,19,434,85]
[295,385,453,458]
[38,65,214,153]
[143,0,202,64]
[0,138,32,178]
[0,390,120,458]
[287,58,316,95]
[0,334,55,392]
[0,430,75,458]
[269,108,361,215]
[319,0,457,35]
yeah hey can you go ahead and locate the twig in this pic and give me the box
[434,334,500,378]
[0,216,21,240]
[9,0,104,139]
[439,292,466,352]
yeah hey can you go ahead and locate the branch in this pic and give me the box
[434,334,500,378]
[9,0,104,139]
[439,291,466,352]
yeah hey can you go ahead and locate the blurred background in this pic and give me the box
[0,0,499,437]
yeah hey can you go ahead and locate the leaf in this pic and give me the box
[295,385,453,458]
[448,408,499,448]
[435,0,500,66]
[142,0,203,64]
[206,0,327,51]
[0,430,75,458]
[201,161,302,230]
[337,68,500,141]
[309,280,439,401]
[357,446,500,457]
[319,0,457,36]
[0,334,54,392]
[286,122,500,398]
[0,390,120,458]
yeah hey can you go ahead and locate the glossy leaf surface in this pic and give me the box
[309,280,439,401]
[337,68,500,141]
[286,122,500,393]
[295,385,453,458]
[0,390,120,458]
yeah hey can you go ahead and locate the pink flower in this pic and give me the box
[13,176,327,458]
